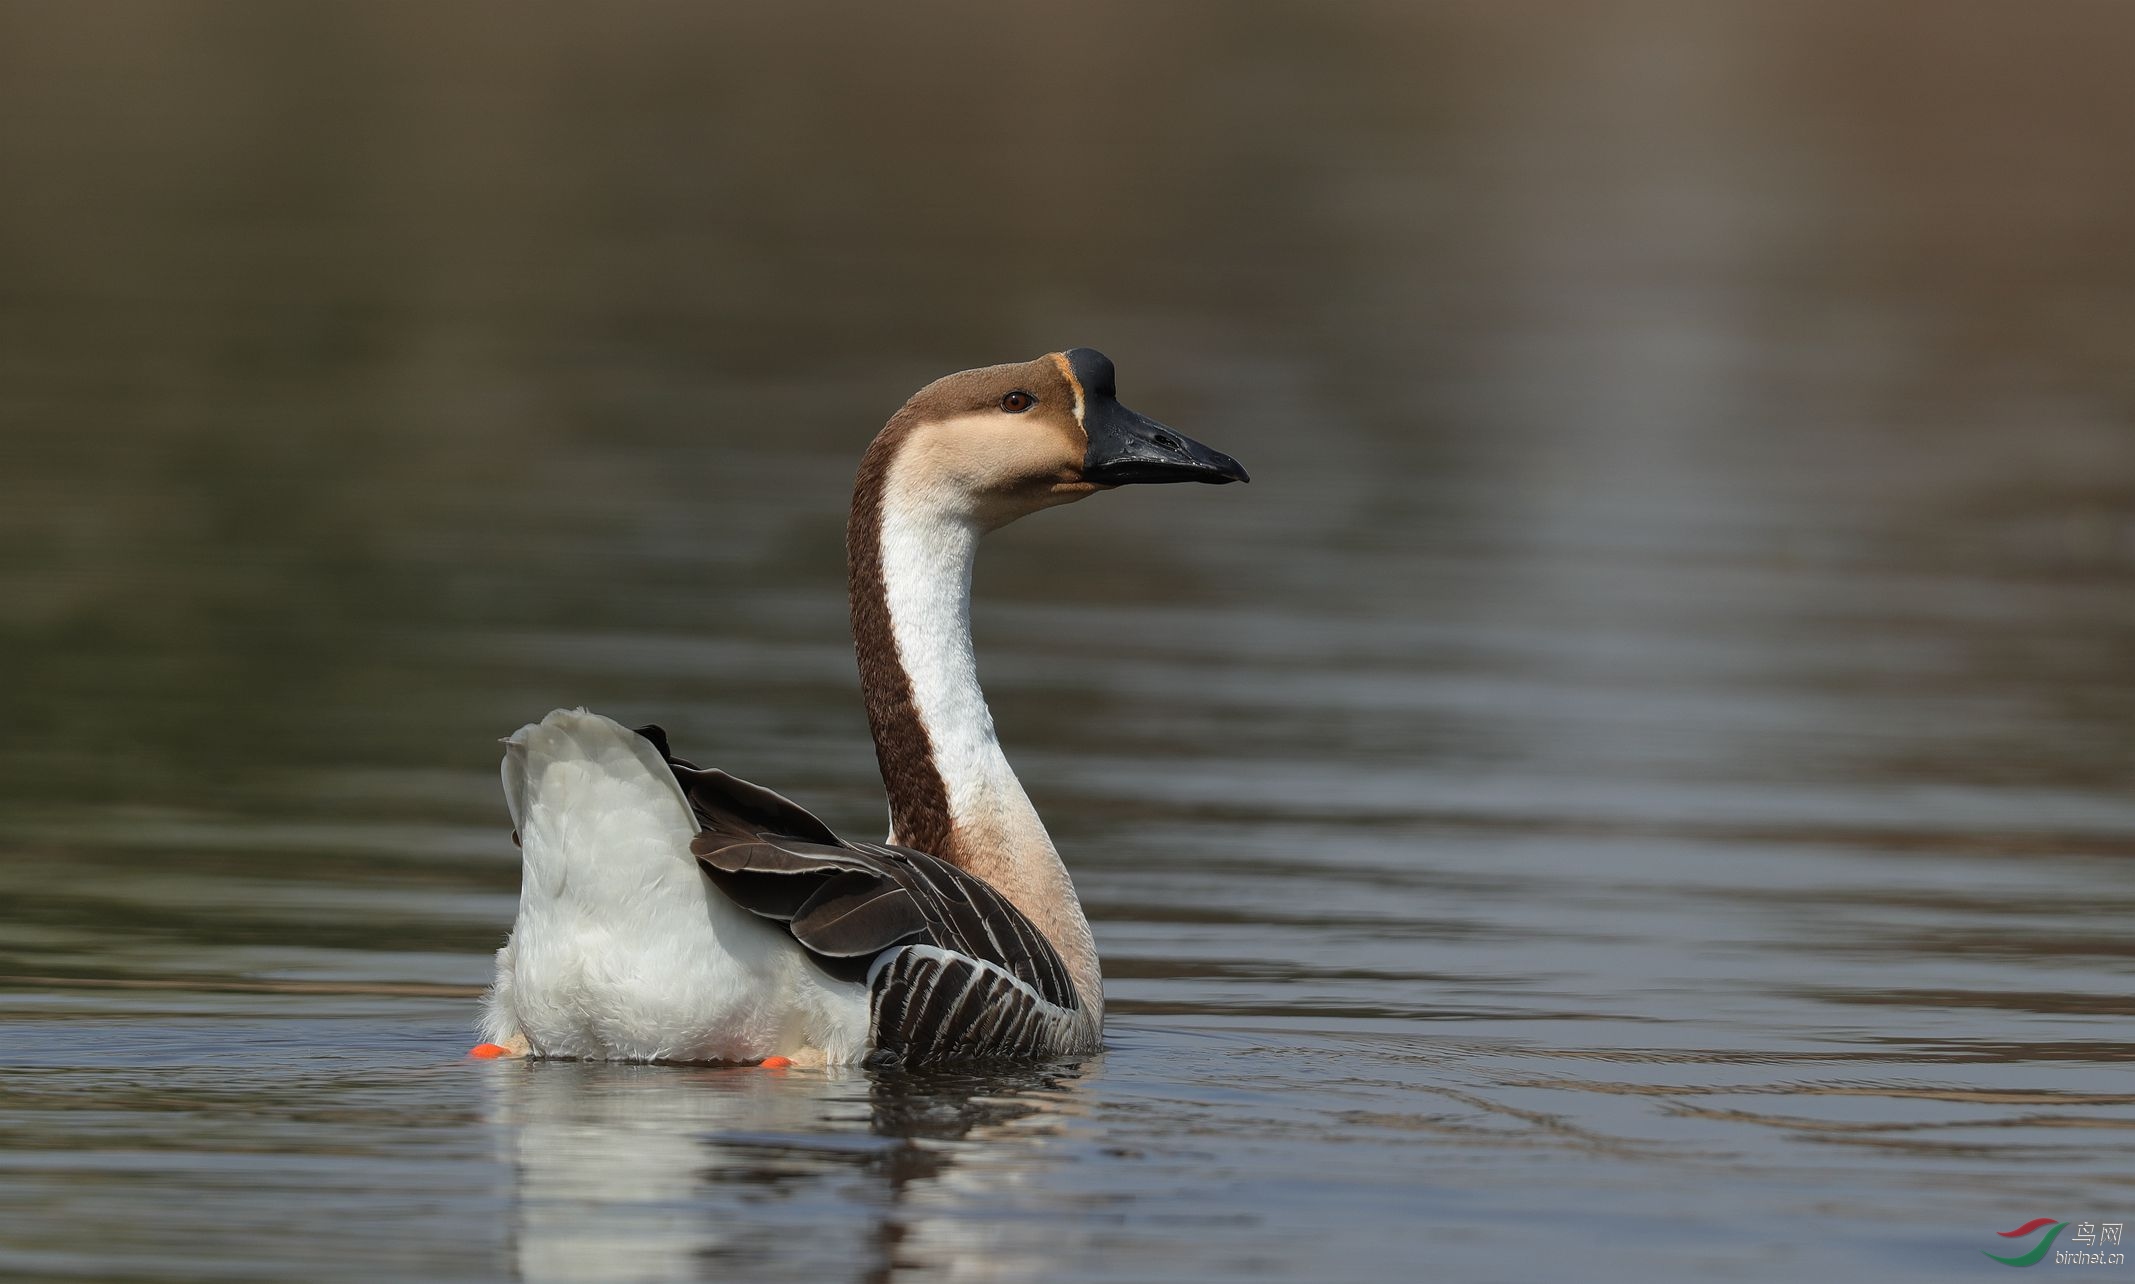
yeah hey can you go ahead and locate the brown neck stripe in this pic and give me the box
[847,414,956,859]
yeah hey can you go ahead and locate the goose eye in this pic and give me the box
[999,391,1035,413]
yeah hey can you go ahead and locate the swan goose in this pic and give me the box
[478,349,1246,1066]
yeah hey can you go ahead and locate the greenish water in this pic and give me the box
[4,4,2134,1280]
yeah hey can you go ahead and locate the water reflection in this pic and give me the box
[489,1061,1091,1283]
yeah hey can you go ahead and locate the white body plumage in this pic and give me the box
[482,710,871,1065]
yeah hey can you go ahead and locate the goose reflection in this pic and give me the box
[486,1059,1093,1283]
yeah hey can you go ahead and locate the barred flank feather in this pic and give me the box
[865,947,1084,1064]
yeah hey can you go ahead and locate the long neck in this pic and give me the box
[848,436,1103,1011]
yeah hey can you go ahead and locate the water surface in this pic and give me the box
[4,3,2133,1280]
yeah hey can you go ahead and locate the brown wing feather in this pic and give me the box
[640,723,840,847]
[642,728,1084,1055]
[789,872,929,957]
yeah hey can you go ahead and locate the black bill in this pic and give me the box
[1068,348,1249,486]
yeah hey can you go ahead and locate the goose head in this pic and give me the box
[877,348,1247,531]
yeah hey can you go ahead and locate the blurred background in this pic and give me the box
[2,3,2132,1282]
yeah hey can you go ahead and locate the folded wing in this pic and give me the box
[638,726,1085,1063]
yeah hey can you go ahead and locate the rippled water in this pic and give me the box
[5,4,2134,1280]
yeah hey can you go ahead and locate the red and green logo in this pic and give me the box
[1986,1218,2067,1267]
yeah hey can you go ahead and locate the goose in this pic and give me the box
[475,349,1246,1067]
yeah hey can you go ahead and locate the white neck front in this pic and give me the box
[875,461,1102,1012]
[878,500,1002,829]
